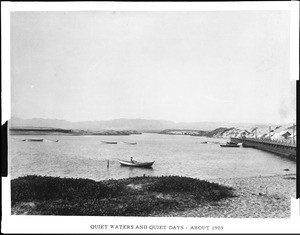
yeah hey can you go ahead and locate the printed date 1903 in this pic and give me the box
[212,226,223,230]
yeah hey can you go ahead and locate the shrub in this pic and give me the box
[11,175,120,204]
[147,176,233,201]
[11,175,234,216]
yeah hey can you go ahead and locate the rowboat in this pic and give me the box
[220,141,240,147]
[118,159,155,168]
[121,141,137,145]
[21,139,59,142]
[43,139,59,142]
[22,139,44,142]
[102,141,118,144]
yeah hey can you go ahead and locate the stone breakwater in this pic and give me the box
[231,137,296,161]
[151,174,296,218]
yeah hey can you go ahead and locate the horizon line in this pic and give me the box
[10,116,290,126]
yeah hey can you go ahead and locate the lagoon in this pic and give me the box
[10,133,296,181]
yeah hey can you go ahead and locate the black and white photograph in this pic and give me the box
[1,1,299,234]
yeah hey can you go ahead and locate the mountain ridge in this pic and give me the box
[10,117,277,131]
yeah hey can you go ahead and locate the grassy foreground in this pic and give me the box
[11,175,234,216]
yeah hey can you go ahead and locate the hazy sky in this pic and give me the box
[11,11,296,124]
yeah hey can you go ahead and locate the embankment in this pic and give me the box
[240,138,296,161]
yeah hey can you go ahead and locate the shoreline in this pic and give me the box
[11,173,296,218]
[152,174,296,218]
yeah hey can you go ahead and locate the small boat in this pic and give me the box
[43,139,59,142]
[22,139,59,142]
[201,141,208,144]
[121,141,137,145]
[102,141,118,144]
[118,159,155,168]
[220,141,240,147]
[21,139,44,142]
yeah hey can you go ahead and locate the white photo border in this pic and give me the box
[1,1,299,234]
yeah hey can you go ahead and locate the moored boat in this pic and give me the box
[102,141,118,144]
[22,139,44,142]
[21,139,59,142]
[118,159,154,168]
[121,141,137,145]
[220,141,240,147]
[43,139,59,142]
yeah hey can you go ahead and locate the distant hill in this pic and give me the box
[10,117,275,132]
[9,127,141,136]
[10,117,177,131]
[159,123,296,142]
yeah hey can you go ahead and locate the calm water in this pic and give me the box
[10,133,296,181]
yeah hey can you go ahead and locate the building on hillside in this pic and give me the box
[257,133,267,139]
[288,132,297,143]
[240,130,251,138]
[280,130,291,139]
[271,133,285,141]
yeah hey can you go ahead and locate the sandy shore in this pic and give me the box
[151,174,296,218]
